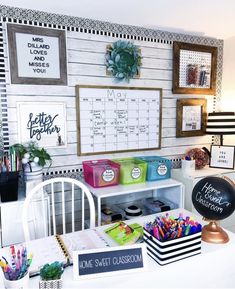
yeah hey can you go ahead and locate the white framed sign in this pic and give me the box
[17,102,67,148]
[73,243,147,280]
[7,24,67,85]
[210,145,235,169]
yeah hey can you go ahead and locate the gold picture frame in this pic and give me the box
[173,42,217,95]
[176,98,207,137]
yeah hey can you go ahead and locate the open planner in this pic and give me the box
[2,229,109,276]
[28,229,109,275]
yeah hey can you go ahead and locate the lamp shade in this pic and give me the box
[206,112,235,135]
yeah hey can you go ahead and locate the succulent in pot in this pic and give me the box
[39,262,64,289]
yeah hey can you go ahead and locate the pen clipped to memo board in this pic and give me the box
[76,85,162,156]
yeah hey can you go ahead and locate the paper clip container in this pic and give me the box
[83,159,120,188]
[0,171,19,202]
[112,158,147,185]
[143,228,201,265]
[136,156,171,181]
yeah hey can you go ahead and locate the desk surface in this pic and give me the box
[1,209,235,289]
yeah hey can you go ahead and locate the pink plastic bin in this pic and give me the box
[83,159,120,188]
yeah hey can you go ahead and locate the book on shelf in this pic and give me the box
[0,229,109,277]
[104,221,141,246]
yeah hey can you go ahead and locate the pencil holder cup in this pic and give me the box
[3,271,29,289]
[0,171,19,202]
[143,229,201,265]
[181,159,195,175]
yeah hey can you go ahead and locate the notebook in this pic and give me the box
[16,229,109,276]
[104,221,141,246]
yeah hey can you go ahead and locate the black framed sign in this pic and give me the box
[7,24,67,85]
[173,41,217,95]
[210,145,235,169]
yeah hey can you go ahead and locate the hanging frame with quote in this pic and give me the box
[7,23,67,85]
[17,102,67,148]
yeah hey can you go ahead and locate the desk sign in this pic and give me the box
[7,23,67,85]
[73,244,147,280]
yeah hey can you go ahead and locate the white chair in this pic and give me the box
[22,177,96,242]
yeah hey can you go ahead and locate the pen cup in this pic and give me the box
[181,159,195,175]
[0,172,19,202]
[3,271,29,289]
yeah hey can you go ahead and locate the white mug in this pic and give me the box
[181,159,195,174]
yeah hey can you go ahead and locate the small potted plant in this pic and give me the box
[39,261,64,289]
[11,141,52,181]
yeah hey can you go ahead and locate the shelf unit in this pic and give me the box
[87,178,185,226]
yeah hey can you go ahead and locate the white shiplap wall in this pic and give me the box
[3,24,214,173]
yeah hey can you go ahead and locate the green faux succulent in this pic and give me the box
[40,261,64,281]
[105,40,142,82]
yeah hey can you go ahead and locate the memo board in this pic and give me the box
[76,85,162,156]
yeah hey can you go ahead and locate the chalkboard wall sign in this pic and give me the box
[73,244,147,280]
[7,24,67,85]
[76,85,162,156]
[17,102,67,148]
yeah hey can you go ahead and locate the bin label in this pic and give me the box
[102,169,115,182]
[131,167,141,179]
[157,164,167,176]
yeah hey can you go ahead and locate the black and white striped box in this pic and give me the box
[143,229,201,265]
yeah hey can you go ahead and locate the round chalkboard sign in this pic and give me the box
[192,176,235,220]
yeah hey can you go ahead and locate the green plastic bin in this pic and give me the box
[113,158,147,185]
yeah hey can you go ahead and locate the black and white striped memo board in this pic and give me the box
[76,85,162,156]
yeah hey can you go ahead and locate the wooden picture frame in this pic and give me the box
[176,98,207,137]
[210,145,235,169]
[76,85,162,156]
[173,41,217,95]
[7,23,67,85]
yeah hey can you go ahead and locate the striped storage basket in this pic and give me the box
[143,228,201,265]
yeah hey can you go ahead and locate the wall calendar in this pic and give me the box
[76,85,162,156]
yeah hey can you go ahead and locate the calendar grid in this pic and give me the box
[77,86,162,156]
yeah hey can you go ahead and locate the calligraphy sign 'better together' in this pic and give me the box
[192,176,235,220]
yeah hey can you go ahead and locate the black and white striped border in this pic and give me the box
[0,5,223,160]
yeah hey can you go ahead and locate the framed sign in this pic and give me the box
[17,102,67,148]
[176,98,207,137]
[7,24,67,85]
[210,145,235,169]
[173,41,217,95]
[76,85,162,156]
[73,244,147,280]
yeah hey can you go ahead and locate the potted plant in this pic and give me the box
[39,261,64,289]
[11,141,52,181]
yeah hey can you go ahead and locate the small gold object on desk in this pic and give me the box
[202,219,229,244]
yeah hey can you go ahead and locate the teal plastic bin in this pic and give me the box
[136,156,171,181]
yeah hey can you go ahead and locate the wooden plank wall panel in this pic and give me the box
[2,24,213,172]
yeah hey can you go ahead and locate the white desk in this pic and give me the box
[1,209,235,288]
